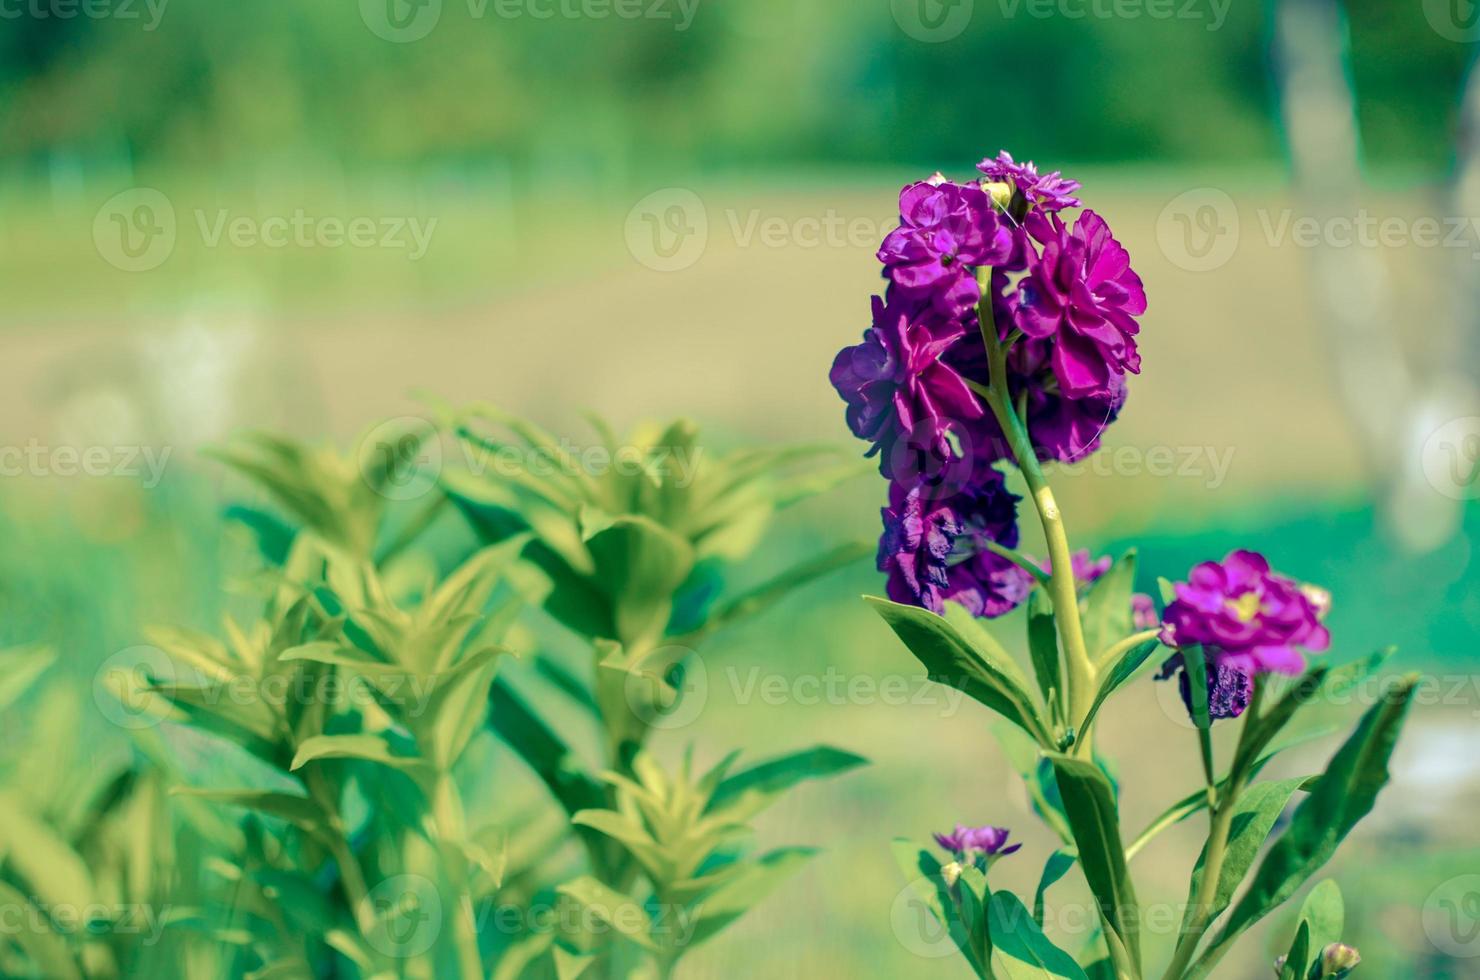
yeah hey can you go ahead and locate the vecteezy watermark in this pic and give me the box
[891,0,976,42]
[726,666,968,717]
[93,189,438,272]
[365,876,444,958]
[1425,874,1480,957]
[360,0,698,42]
[993,0,1231,30]
[1421,416,1480,502]
[478,896,700,945]
[1054,444,1237,490]
[1423,0,1480,42]
[625,188,710,272]
[623,645,708,731]
[0,0,167,29]
[1158,188,1480,272]
[0,441,172,488]
[0,899,173,946]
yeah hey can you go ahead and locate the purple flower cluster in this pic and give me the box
[831,152,1147,620]
[1160,550,1331,675]
[933,824,1021,860]
[1154,550,1332,721]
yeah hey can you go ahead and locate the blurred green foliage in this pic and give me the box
[0,0,1471,177]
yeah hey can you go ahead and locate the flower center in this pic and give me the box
[1225,591,1263,623]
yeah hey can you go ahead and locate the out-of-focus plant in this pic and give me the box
[182,413,868,978]
[438,407,869,975]
[830,154,1418,978]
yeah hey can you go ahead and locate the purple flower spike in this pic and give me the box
[1017,210,1147,400]
[1160,550,1331,676]
[977,151,1082,213]
[878,175,1015,319]
[831,292,984,481]
[933,824,1021,859]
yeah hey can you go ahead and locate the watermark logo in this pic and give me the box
[364,875,444,958]
[622,645,707,730]
[1424,874,1480,957]
[0,0,169,30]
[1424,0,1480,41]
[360,0,443,41]
[1157,188,1238,272]
[94,188,176,273]
[890,875,965,958]
[1421,416,1480,501]
[625,188,708,272]
[93,645,176,730]
[357,418,444,501]
[892,0,975,41]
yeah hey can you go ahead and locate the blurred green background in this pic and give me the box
[2,0,1479,976]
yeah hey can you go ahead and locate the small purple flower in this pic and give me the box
[878,482,961,614]
[1158,652,1255,720]
[948,549,1034,619]
[878,175,1015,318]
[977,151,1082,213]
[831,293,984,480]
[1034,548,1112,587]
[1017,210,1147,400]
[1131,593,1159,630]
[933,824,1021,859]
[1160,550,1332,676]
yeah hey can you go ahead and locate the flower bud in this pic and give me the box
[940,860,964,887]
[1320,942,1360,977]
[1272,954,1287,976]
[981,180,1013,210]
[1302,584,1333,621]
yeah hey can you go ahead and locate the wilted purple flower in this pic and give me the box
[1158,652,1255,720]
[1017,210,1146,400]
[1131,593,1159,630]
[977,151,1082,213]
[948,549,1034,619]
[831,293,984,480]
[877,475,1025,616]
[878,175,1015,318]
[933,824,1021,859]
[1160,550,1331,675]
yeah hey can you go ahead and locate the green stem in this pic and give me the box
[975,294,1096,753]
[304,767,376,936]
[1160,801,1234,980]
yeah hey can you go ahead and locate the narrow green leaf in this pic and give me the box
[0,881,79,980]
[1201,676,1418,965]
[1296,879,1344,964]
[1033,850,1077,926]
[890,840,984,977]
[1079,639,1161,736]
[555,877,657,951]
[1026,591,1061,713]
[706,746,866,822]
[289,734,433,783]
[1277,920,1309,980]
[867,597,1051,745]
[989,891,1090,980]
[1181,644,1212,731]
[1043,753,1140,968]
[682,847,818,948]
[700,541,872,636]
[1081,550,1135,659]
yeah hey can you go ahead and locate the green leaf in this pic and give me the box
[488,678,606,817]
[1277,920,1309,980]
[1181,644,1212,731]
[683,847,818,948]
[0,881,79,980]
[1081,550,1135,659]
[867,597,1051,745]
[988,891,1090,980]
[1079,639,1160,736]
[1199,676,1418,968]
[585,515,695,647]
[1043,753,1140,968]
[1181,776,1313,932]
[706,746,866,822]
[1296,879,1344,965]
[890,840,984,977]
[0,646,55,714]
[698,541,872,637]
[172,788,330,839]
[555,877,657,951]
[1033,850,1077,926]
[289,734,433,783]
[553,946,598,980]
[1026,591,1061,715]
[0,790,96,912]
[994,722,1072,844]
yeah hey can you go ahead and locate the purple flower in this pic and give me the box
[877,475,1026,617]
[1131,593,1159,630]
[1017,210,1146,400]
[831,293,984,480]
[1158,652,1255,720]
[1035,548,1112,587]
[1160,550,1332,675]
[878,175,1015,319]
[977,151,1082,213]
[933,824,1021,859]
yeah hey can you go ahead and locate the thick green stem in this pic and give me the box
[1160,801,1234,980]
[976,296,1096,751]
